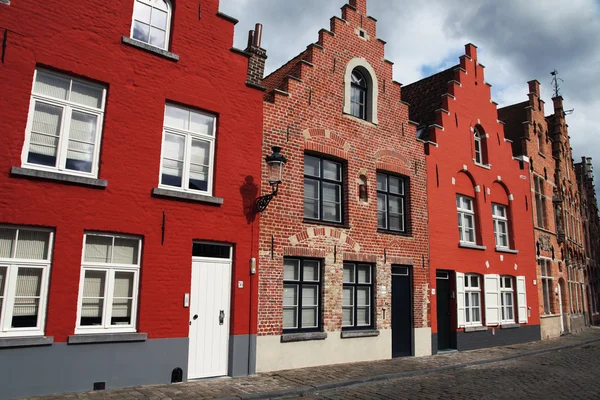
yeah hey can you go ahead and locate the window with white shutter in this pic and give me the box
[22,69,106,177]
[484,274,500,326]
[463,274,482,326]
[76,233,141,334]
[516,276,528,324]
[0,226,53,337]
[456,272,465,328]
[500,276,515,323]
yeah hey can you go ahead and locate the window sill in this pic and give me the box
[377,229,412,238]
[280,332,327,343]
[464,326,487,333]
[0,336,53,348]
[152,188,223,205]
[303,219,350,229]
[121,36,179,61]
[535,226,556,236]
[538,152,546,159]
[341,329,380,339]
[500,323,520,329]
[11,166,107,188]
[68,332,147,344]
[458,242,487,251]
[540,313,561,319]
[495,247,519,254]
[473,162,492,170]
[342,112,378,127]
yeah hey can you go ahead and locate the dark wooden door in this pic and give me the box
[392,266,412,357]
[436,272,451,351]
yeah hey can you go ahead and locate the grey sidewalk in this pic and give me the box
[24,328,600,400]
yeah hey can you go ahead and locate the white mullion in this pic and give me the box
[91,109,103,176]
[103,268,115,329]
[182,134,192,190]
[207,136,215,195]
[130,269,140,330]
[56,105,71,171]
[35,267,49,330]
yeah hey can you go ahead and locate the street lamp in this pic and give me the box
[256,146,287,212]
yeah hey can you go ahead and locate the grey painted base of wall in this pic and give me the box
[0,338,188,399]
[456,325,541,351]
[229,334,256,377]
[431,326,541,354]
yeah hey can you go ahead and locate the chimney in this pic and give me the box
[528,80,541,97]
[349,0,367,14]
[245,23,267,88]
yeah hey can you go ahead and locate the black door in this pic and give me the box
[391,266,412,357]
[436,271,451,351]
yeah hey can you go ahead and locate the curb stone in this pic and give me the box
[215,337,600,400]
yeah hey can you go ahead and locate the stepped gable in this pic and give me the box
[401,66,457,136]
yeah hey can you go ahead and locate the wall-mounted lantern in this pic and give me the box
[256,146,287,212]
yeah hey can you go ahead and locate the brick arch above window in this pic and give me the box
[490,181,511,205]
[303,128,350,160]
[455,170,477,198]
[288,227,361,252]
[343,58,379,124]
[375,149,412,177]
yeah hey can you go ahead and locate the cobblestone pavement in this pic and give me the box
[23,328,600,400]
[295,340,600,400]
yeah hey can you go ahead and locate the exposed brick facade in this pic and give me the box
[404,44,540,351]
[257,0,429,369]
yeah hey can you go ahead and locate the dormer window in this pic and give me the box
[350,70,367,120]
[473,126,488,165]
[131,0,172,50]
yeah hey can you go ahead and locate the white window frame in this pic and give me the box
[0,226,54,338]
[474,128,483,165]
[21,69,107,178]
[540,259,552,315]
[75,233,142,335]
[457,195,477,244]
[464,274,482,327]
[130,0,172,51]
[492,203,510,249]
[500,276,515,324]
[158,103,217,196]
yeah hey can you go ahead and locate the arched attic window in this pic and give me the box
[343,58,379,124]
[473,126,488,165]
[351,70,368,120]
[131,0,172,50]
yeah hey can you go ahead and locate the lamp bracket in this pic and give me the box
[255,183,279,213]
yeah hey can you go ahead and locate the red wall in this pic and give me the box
[0,0,263,341]
[426,44,540,334]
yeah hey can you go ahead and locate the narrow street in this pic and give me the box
[296,340,600,400]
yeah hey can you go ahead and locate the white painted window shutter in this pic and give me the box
[517,276,528,324]
[484,274,500,326]
[456,272,465,328]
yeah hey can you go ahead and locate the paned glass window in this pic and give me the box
[377,173,407,233]
[23,69,106,177]
[500,276,515,323]
[457,195,476,244]
[131,0,172,50]
[160,103,217,195]
[534,176,546,229]
[350,70,367,120]
[492,203,510,248]
[342,263,374,329]
[464,274,481,326]
[304,155,343,223]
[76,233,141,334]
[283,258,321,332]
[540,259,552,315]
[0,227,53,337]
[474,128,484,164]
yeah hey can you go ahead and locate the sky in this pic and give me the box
[220,0,600,190]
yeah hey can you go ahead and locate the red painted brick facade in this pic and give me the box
[257,0,429,365]
[0,0,262,343]
[403,44,540,349]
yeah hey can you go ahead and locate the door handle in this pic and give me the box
[219,310,225,325]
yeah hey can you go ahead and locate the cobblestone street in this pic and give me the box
[294,340,600,400]
[23,328,600,400]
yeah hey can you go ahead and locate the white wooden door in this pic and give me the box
[188,258,232,380]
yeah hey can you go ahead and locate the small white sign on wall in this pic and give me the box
[380,285,387,295]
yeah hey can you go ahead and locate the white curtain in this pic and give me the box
[30,102,62,157]
[342,287,353,326]
[15,230,50,260]
[12,268,42,317]
[84,235,112,263]
[112,272,133,320]
[164,104,189,130]
[67,111,96,162]
[34,71,69,100]
[113,238,138,265]
[0,228,16,258]
[70,81,103,109]
[82,270,106,317]
[190,111,214,136]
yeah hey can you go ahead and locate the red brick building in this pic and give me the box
[257,0,430,371]
[0,0,264,397]
[500,83,588,338]
[403,44,541,352]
